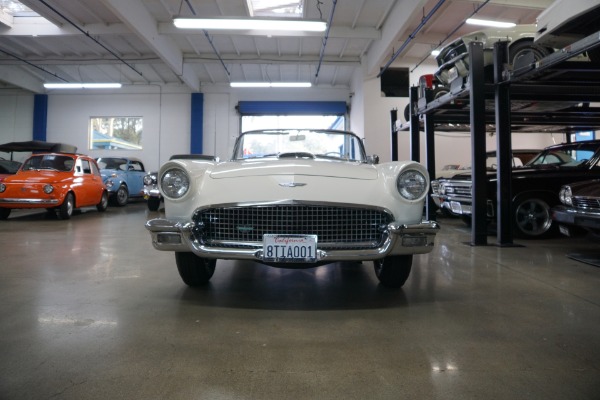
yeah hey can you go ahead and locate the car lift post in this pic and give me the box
[390,108,398,161]
[469,41,488,246]
[494,41,514,246]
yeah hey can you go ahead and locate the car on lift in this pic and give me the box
[552,179,600,238]
[145,129,439,288]
[430,140,600,239]
[434,25,551,88]
[96,157,146,206]
[535,0,600,63]
[0,152,108,220]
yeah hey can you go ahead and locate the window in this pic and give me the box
[89,117,143,150]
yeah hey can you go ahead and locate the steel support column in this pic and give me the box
[409,86,420,163]
[469,42,488,246]
[424,87,436,222]
[494,42,514,246]
[390,108,398,161]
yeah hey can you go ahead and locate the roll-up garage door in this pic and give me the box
[237,101,347,115]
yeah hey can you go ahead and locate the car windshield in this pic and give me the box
[525,142,599,168]
[96,157,127,170]
[232,130,367,162]
[22,155,75,172]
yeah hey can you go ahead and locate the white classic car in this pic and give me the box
[145,129,439,288]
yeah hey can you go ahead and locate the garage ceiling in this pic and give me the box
[0,0,553,93]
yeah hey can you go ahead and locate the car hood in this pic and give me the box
[209,159,378,180]
[440,165,589,181]
[5,170,71,183]
[100,169,122,178]
[567,179,600,196]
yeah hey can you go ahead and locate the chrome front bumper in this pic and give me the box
[552,205,600,231]
[142,187,160,197]
[145,218,440,262]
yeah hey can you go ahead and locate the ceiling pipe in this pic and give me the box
[315,0,338,79]
[411,0,492,72]
[378,0,447,78]
[0,48,69,82]
[37,0,144,78]
[203,30,231,78]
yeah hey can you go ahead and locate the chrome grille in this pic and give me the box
[192,204,393,250]
[572,197,600,210]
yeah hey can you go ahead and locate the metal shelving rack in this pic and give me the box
[399,30,600,246]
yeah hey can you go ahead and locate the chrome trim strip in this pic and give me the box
[191,199,394,216]
[0,198,60,205]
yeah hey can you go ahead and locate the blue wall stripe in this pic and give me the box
[33,94,48,141]
[190,93,204,154]
[237,101,347,115]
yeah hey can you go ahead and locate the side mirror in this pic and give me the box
[368,155,379,165]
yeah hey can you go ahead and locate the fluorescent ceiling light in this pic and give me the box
[173,18,326,32]
[466,18,516,28]
[44,83,122,89]
[230,82,312,88]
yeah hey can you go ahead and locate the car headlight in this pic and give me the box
[105,179,114,189]
[143,174,156,185]
[0,183,5,193]
[559,186,572,206]
[438,183,446,195]
[161,168,190,199]
[43,184,54,194]
[397,169,427,200]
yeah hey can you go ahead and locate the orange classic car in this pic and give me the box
[0,153,108,220]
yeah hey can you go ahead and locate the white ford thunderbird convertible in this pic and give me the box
[146,129,439,288]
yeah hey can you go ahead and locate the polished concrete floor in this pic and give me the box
[0,202,599,400]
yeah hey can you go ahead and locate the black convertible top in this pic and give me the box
[0,140,77,159]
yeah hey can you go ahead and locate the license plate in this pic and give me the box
[450,201,463,214]
[263,234,317,263]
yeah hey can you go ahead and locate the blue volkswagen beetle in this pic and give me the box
[96,157,146,206]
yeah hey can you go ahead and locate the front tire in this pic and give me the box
[0,208,10,220]
[513,196,556,238]
[113,185,129,207]
[147,196,160,211]
[374,255,413,288]
[175,252,216,286]
[58,192,74,220]
[509,40,551,70]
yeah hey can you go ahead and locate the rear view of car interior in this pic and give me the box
[1,0,599,398]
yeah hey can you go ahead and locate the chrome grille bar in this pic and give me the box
[572,197,600,210]
[192,204,393,250]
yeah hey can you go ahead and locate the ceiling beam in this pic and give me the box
[98,0,200,91]
[364,0,429,77]
[0,65,45,93]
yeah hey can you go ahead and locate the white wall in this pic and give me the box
[0,93,34,162]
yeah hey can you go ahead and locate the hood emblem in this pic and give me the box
[279,182,307,188]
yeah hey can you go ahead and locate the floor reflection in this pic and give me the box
[177,260,409,311]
